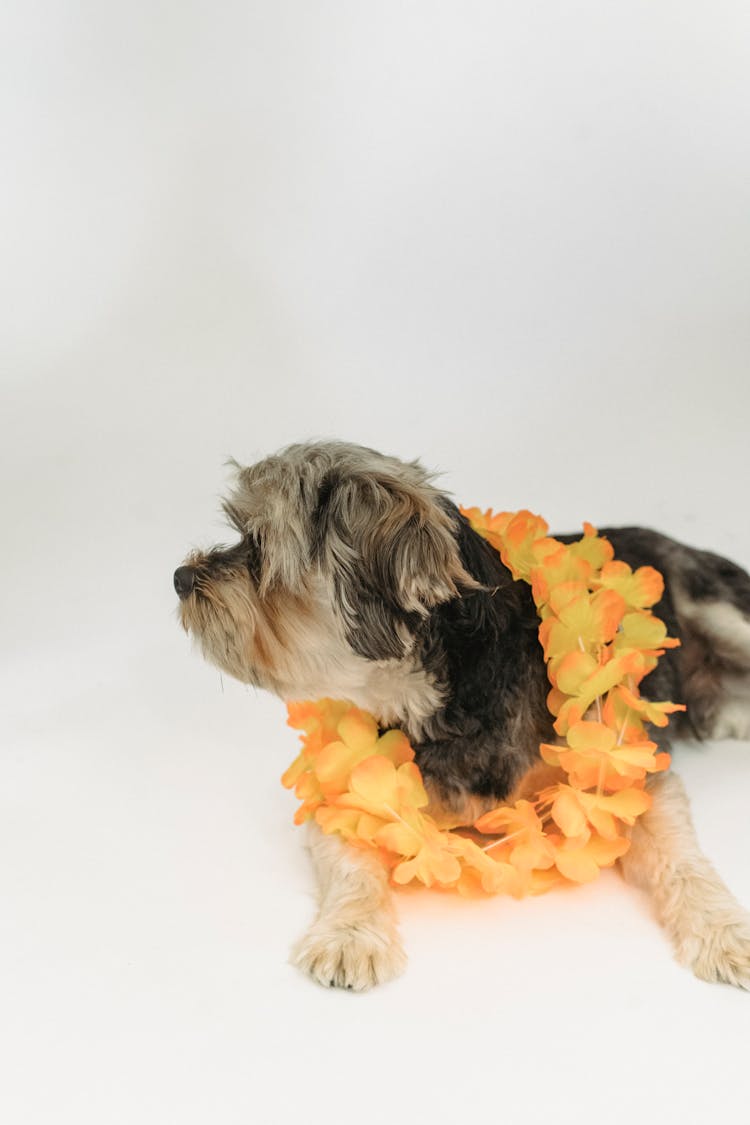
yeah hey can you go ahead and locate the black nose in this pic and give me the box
[174,566,196,600]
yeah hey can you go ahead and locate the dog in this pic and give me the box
[175,440,750,990]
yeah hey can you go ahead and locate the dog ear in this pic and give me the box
[317,469,477,658]
[225,458,314,595]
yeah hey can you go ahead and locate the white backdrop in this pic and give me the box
[3,3,750,1123]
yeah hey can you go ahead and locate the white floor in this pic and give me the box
[4,3,750,1122]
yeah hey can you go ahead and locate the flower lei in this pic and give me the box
[281,509,684,898]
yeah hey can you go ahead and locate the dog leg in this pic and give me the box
[619,770,750,988]
[291,822,407,991]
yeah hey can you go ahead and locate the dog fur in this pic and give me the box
[176,441,750,990]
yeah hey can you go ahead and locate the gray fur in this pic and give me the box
[176,441,750,815]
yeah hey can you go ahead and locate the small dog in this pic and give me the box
[175,440,750,990]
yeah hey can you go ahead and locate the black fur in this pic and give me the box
[411,510,551,805]
[407,510,750,809]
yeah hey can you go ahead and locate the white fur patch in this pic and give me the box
[261,586,444,742]
[672,591,750,738]
[712,674,750,740]
[674,594,750,661]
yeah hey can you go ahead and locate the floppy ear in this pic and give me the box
[318,469,477,658]
[224,458,313,594]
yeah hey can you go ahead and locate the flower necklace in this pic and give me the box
[281,509,684,897]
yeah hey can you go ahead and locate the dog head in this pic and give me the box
[175,441,477,725]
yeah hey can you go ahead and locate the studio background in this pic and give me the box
[2,3,749,1123]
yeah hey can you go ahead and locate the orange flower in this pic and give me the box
[462,508,557,583]
[530,548,590,608]
[594,560,664,610]
[283,699,413,822]
[474,800,557,872]
[281,698,351,805]
[566,523,615,571]
[539,588,626,669]
[454,836,530,898]
[390,819,464,888]
[545,783,651,841]
[334,756,429,819]
[542,721,664,791]
[286,697,350,752]
[315,806,388,843]
[282,505,682,899]
[459,507,514,558]
[611,684,686,728]
[601,688,648,744]
[314,712,413,797]
[550,832,630,883]
[551,649,642,734]
[613,611,681,658]
[286,769,325,826]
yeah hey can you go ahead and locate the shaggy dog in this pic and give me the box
[175,441,750,990]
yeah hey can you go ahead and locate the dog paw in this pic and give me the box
[291,914,407,991]
[678,915,750,990]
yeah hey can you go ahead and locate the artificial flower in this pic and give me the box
[282,509,682,897]
[594,560,664,610]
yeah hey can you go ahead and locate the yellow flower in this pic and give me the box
[546,783,651,841]
[474,800,557,873]
[566,523,615,571]
[612,684,686,728]
[551,649,641,735]
[613,611,681,658]
[542,721,665,791]
[530,548,590,608]
[593,560,664,610]
[282,505,682,900]
[334,756,429,819]
[550,832,630,883]
[539,588,626,666]
[461,507,556,582]
[390,819,465,888]
[454,836,530,898]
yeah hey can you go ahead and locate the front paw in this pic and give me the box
[291,914,407,991]
[680,915,750,990]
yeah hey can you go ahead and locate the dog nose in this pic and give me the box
[174,566,196,599]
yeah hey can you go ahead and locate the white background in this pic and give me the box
[2,2,750,1123]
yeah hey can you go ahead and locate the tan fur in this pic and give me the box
[620,770,750,988]
[181,564,446,738]
[177,442,750,991]
[292,823,407,990]
[179,443,475,741]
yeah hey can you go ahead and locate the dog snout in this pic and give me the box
[174,565,196,600]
